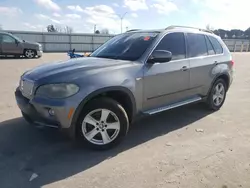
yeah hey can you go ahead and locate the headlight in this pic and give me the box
[37,44,42,50]
[36,83,79,98]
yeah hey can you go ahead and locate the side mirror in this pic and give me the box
[15,39,19,45]
[147,50,172,64]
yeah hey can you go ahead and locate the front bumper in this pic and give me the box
[15,89,72,129]
[37,50,43,57]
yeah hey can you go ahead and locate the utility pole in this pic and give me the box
[117,12,128,33]
[94,25,96,33]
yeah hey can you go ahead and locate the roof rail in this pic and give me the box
[126,29,141,32]
[165,25,214,34]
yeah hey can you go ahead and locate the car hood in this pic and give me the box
[23,57,133,81]
[23,40,40,46]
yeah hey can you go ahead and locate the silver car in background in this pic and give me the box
[0,31,43,58]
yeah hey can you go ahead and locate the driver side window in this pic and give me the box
[2,35,16,43]
[154,32,186,61]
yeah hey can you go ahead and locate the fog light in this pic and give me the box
[48,109,55,116]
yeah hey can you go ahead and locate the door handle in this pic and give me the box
[214,61,219,65]
[181,66,189,71]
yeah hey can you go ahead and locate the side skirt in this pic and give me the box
[143,96,203,115]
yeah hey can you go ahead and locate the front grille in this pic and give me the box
[20,79,34,99]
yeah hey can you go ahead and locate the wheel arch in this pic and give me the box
[208,73,230,95]
[71,86,137,131]
[23,48,37,55]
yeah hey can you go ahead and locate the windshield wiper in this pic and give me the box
[95,55,118,60]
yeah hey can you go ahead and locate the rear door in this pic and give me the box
[186,33,219,96]
[143,32,190,110]
[1,34,23,55]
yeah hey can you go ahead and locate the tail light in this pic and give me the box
[231,60,234,66]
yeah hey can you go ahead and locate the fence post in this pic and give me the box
[234,40,237,52]
[248,38,250,52]
[91,35,94,52]
[241,42,244,52]
[42,32,46,52]
[69,34,72,51]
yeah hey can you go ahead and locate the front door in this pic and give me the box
[1,34,23,54]
[143,32,190,110]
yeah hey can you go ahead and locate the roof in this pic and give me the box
[126,29,164,33]
[0,31,9,34]
[126,25,215,35]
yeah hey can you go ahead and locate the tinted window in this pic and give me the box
[205,36,215,55]
[2,35,16,43]
[154,32,186,61]
[208,36,223,54]
[91,32,159,61]
[187,33,208,58]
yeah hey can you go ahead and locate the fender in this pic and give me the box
[206,72,230,97]
[70,86,137,135]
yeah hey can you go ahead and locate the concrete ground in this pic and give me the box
[0,53,249,188]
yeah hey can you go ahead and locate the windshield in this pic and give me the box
[90,32,159,61]
[9,33,22,42]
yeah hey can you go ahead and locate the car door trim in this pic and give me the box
[147,85,202,100]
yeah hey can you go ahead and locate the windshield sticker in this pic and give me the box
[144,36,151,41]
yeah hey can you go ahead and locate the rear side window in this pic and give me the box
[208,36,223,54]
[205,36,215,55]
[154,32,186,61]
[187,33,208,58]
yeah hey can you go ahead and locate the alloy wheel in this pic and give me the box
[25,50,35,58]
[212,83,225,106]
[82,109,120,145]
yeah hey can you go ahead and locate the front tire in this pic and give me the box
[76,98,129,150]
[206,79,227,111]
[24,49,36,59]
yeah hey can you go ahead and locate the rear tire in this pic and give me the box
[76,98,129,150]
[206,79,227,111]
[24,49,36,59]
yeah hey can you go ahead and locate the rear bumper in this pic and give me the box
[228,69,234,88]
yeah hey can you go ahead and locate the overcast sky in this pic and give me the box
[0,0,249,33]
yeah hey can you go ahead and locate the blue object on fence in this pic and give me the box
[67,49,84,59]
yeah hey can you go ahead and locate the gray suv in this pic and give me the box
[15,26,234,150]
[0,32,43,58]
